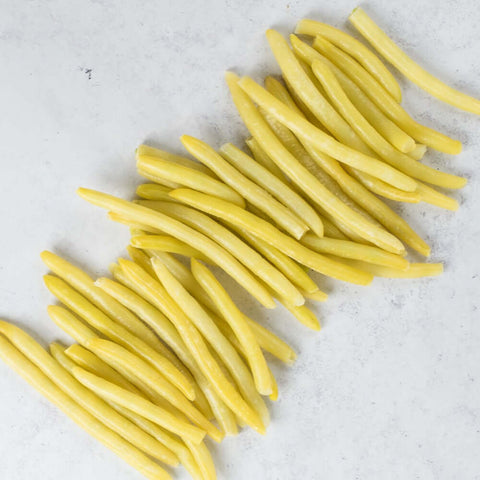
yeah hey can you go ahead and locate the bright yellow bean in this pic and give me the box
[349,7,480,115]
[311,59,466,189]
[125,254,296,365]
[63,343,206,480]
[40,251,163,351]
[296,19,402,102]
[131,234,214,264]
[137,154,245,207]
[87,338,222,442]
[181,134,309,239]
[170,188,374,286]
[65,344,143,394]
[94,274,218,422]
[152,257,270,427]
[0,335,172,480]
[408,144,427,160]
[289,35,415,155]
[301,233,409,270]
[141,200,304,306]
[220,142,324,237]
[0,322,179,468]
[77,188,275,308]
[246,136,288,180]
[117,258,266,434]
[190,259,273,395]
[416,183,459,211]
[262,75,430,255]
[43,275,195,400]
[136,144,214,175]
[71,366,206,444]
[264,29,417,191]
[228,224,321,295]
[229,74,407,254]
[136,183,180,201]
[313,34,462,154]
[336,258,444,278]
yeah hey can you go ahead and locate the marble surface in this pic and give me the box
[1,1,479,479]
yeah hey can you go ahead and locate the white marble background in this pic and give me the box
[1,0,479,479]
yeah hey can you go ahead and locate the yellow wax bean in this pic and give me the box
[246,136,288,181]
[140,201,304,306]
[51,342,195,475]
[311,59,466,189]
[263,31,417,191]
[227,223,320,295]
[126,245,157,278]
[203,378,237,437]
[94,274,217,422]
[138,166,181,189]
[137,154,245,207]
[152,258,270,426]
[227,73,403,253]
[220,142,323,237]
[65,344,143,394]
[318,215,348,240]
[51,343,202,475]
[256,75,409,243]
[297,143,430,255]
[48,307,167,407]
[181,134,309,239]
[67,339,177,409]
[59,345,204,480]
[265,76,309,115]
[133,254,297,365]
[205,314,278,405]
[47,305,99,344]
[278,298,321,331]
[313,35,462,154]
[265,30,417,192]
[109,211,161,234]
[143,251,220,313]
[116,259,266,434]
[87,338,222,443]
[131,234,214,264]
[58,343,158,405]
[302,290,329,302]
[295,19,402,102]
[257,104,388,222]
[416,183,459,211]
[190,259,272,395]
[301,233,409,270]
[43,275,194,400]
[261,73,429,254]
[136,183,181,202]
[408,144,427,160]
[185,439,217,480]
[263,78,421,211]
[0,322,179,468]
[136,144,214,175]
[40,251,163,352]
[336,258,444,278]
[71,366,205,444]
[170,188,373,286]
[77,188,275,308]
[0,335,172,480]
[271,49,421,202]
[229,73,407,254]
[349,7,480,114]
[345,165,421,204]
[290,35,416,154]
